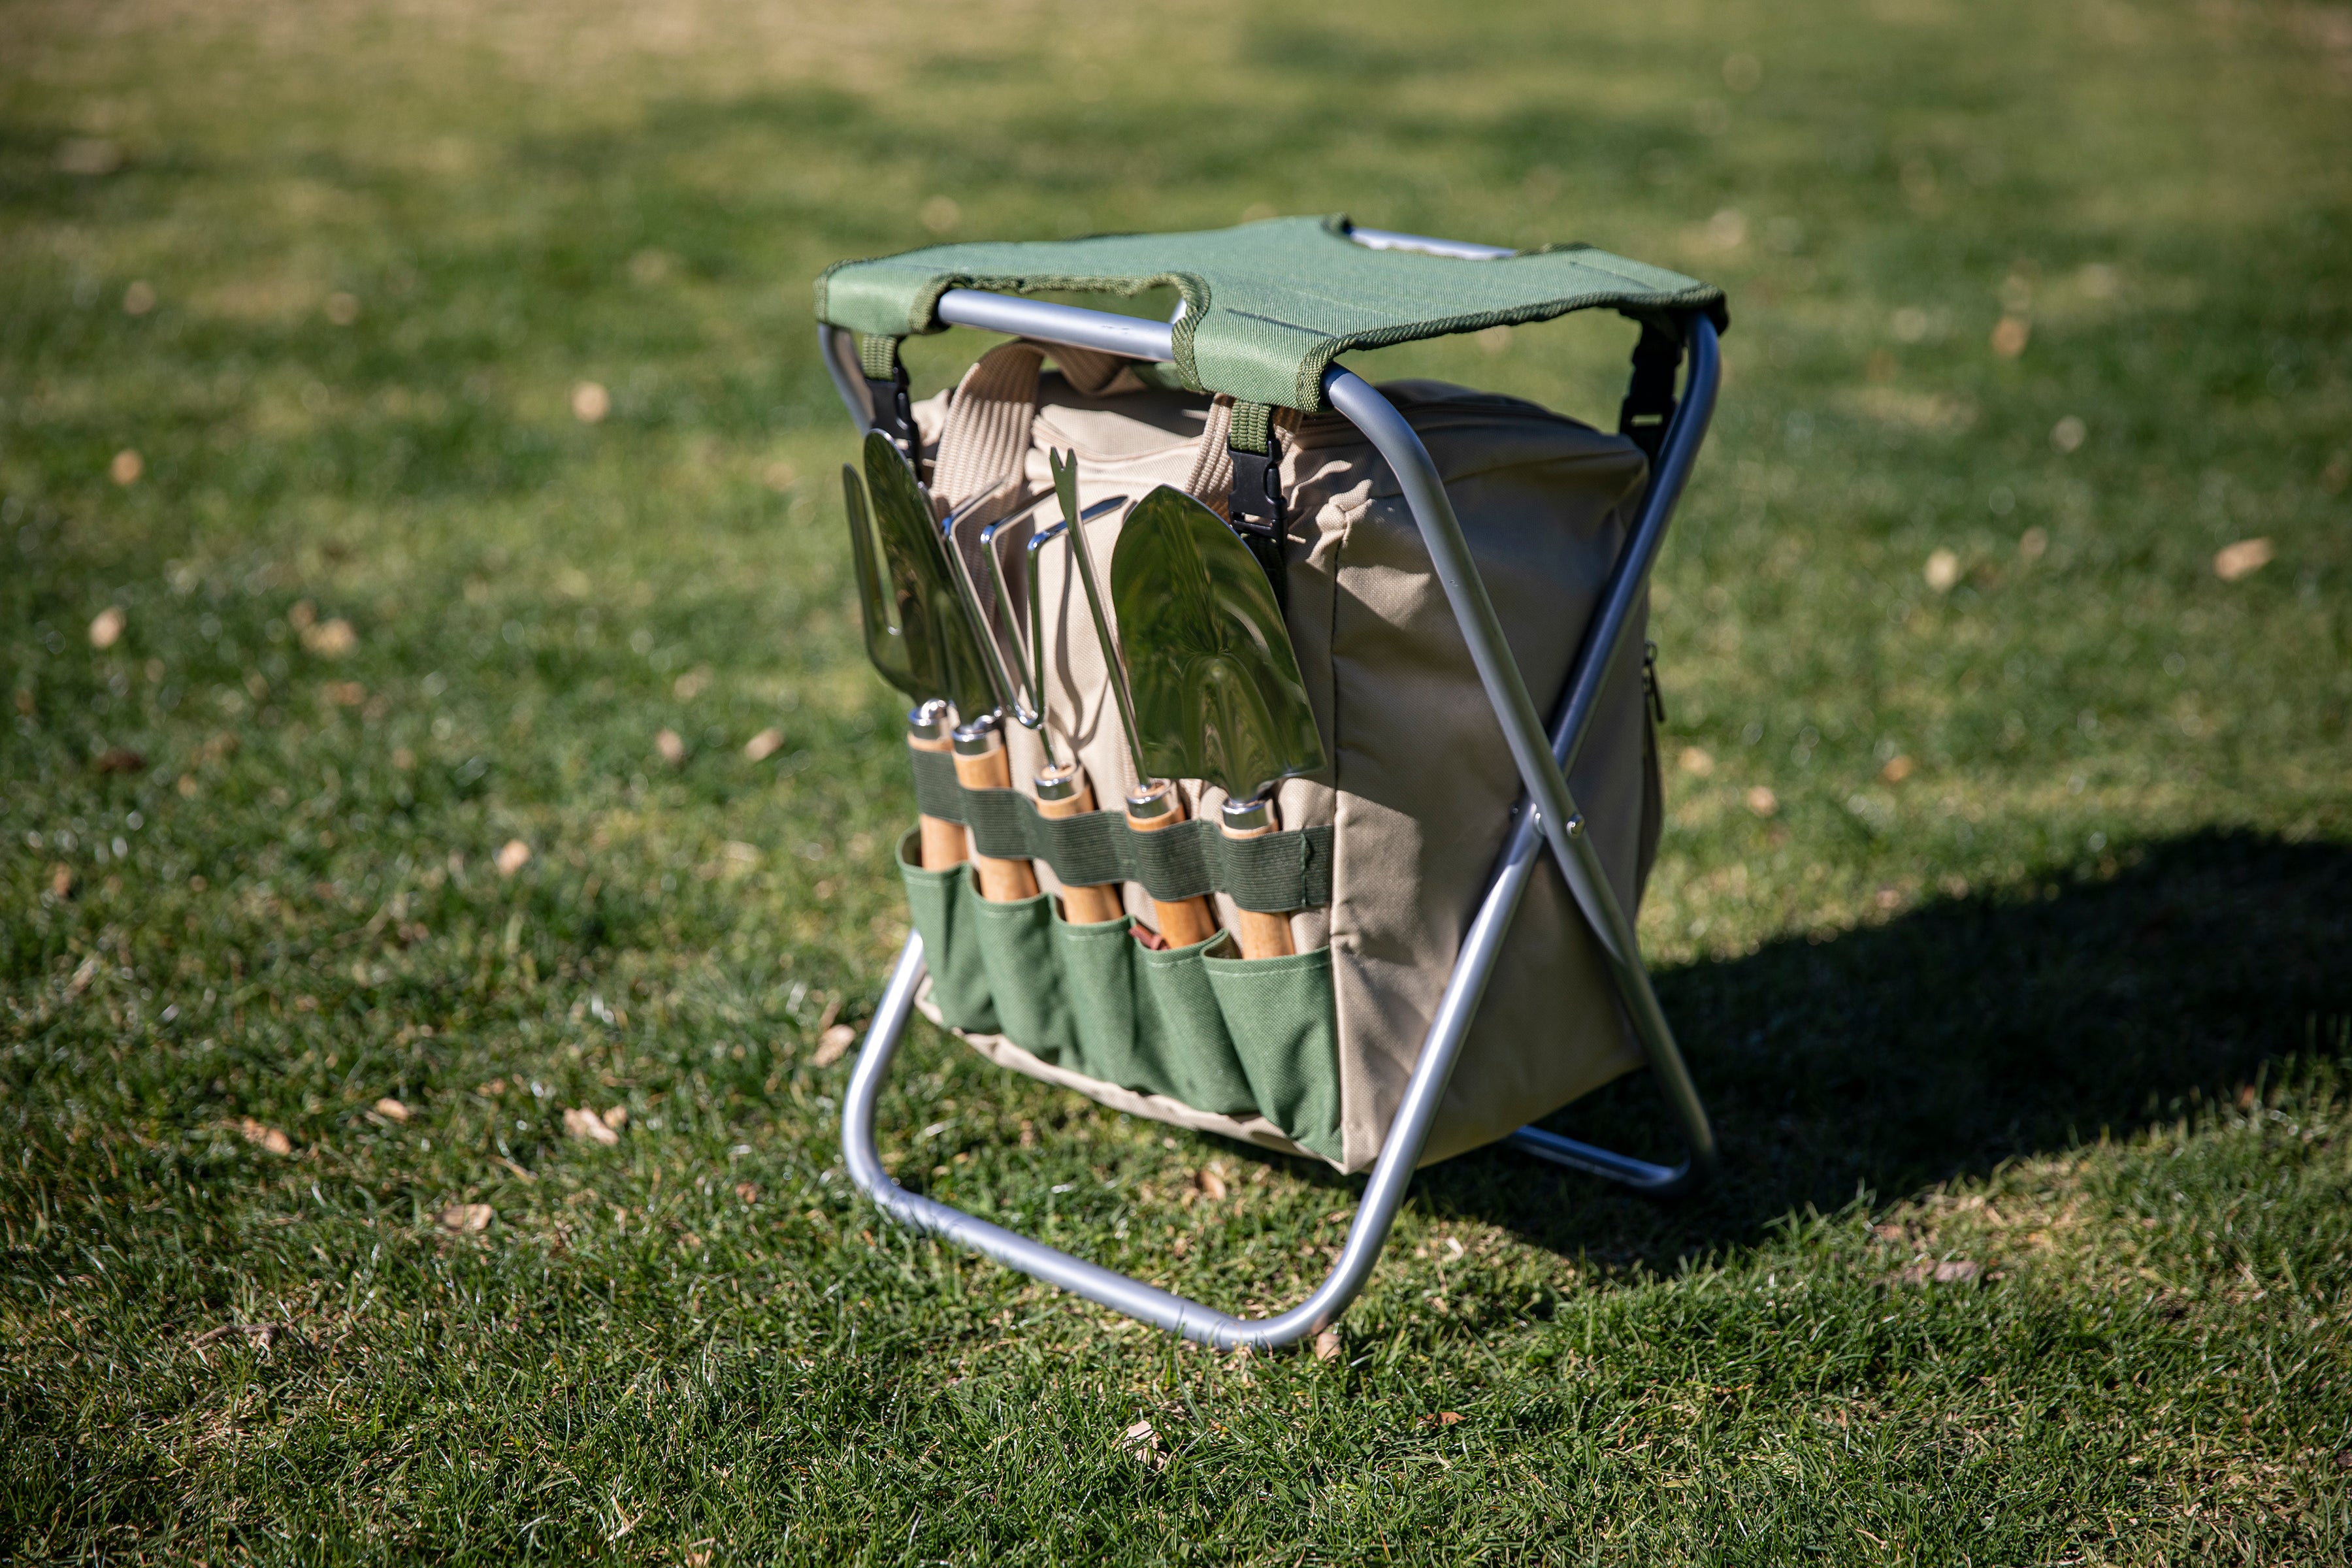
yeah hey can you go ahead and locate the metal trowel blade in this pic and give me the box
[840,463,921,704]
[862,431,996,723]
[1108,485,1326,800]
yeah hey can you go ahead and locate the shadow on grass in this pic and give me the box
[1409,828,2352,1272]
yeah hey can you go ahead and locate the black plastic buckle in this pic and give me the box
[1617,325,1683,463]
[865,364,916,459]
[1226,430,1283,540]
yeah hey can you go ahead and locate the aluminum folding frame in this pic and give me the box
[821,230,1719,1348]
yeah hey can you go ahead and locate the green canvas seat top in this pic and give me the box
[815,215,1727,413]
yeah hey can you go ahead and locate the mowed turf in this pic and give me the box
[4,0,2350,1561]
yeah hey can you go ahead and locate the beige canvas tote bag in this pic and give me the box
[890,340,1663,1174]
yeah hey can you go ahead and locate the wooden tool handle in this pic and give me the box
[1219,806,1296,960]
[1032,768,1126,924]
[907,727,968,871]
[1124,785,1220,948]
[951,732,1040,902]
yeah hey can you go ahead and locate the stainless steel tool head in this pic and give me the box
[977,514,1057,767]
[1109,484,1326,802]
[1051,449,1152,787]
[861,431,995,723]
[840,463,919,704]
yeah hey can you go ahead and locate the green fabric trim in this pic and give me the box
[814,214,1727,412]
[897,837,1341,1158]
[1230,400,1273,457]
[855,332,901,380]
[909,747,1331,912]
[897,829,998,1034]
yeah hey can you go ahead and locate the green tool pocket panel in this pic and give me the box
[1203,947,1342,1165]
[896,830,996,1034]
[967,890,1075,1066]
[898,829,1341,1162]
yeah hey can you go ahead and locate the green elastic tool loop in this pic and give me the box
[908,748,1331,913]
[856,332,902,381]
[1229,400,1274,457]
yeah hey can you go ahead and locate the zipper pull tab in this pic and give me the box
[1643,640,1667,725]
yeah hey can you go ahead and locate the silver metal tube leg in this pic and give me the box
[1324,368,1632,966]
[817,323,875,433]
[830,298,1725,1343]
[841,777,1542,1347]
[1326,323,1721,1188]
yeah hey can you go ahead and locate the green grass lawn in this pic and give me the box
[5,0,2351,1560]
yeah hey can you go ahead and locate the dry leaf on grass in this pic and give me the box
[1194,1167,1228,1201]
[372,1096,410,1123]
[1923,547,1961,594]
[190,1321,280,1352]
[1989,316,2031,357]
[1313,1328,1342,1362]
[601,1105,627,1130]
[89,606,127,648]
[2213,537,2274,581]
[813,1023,857,1067]
[109,449,143,485]
[1880,755,1915,784]
[95,748,146,774]
[564,1106,621,1145]
[743,726,785,761]
[1899,1257,1983,1285]
[495,839,531,876]
[438,1203,494,1233]
[1418,1411,1465,1428]
[237,1118,293,1156]
[1121,1416,1166,1469]
[301,617,357,657]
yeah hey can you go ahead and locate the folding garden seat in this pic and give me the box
[815,216,1725,1347]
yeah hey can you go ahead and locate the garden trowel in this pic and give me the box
[1110,485,1326,958]
[845,434,998,875]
